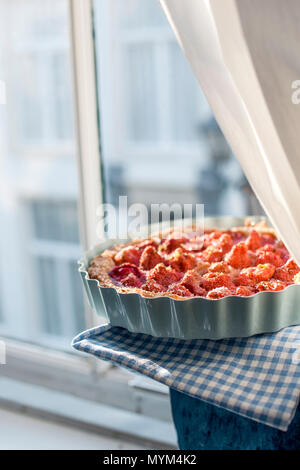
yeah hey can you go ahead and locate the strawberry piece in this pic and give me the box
[207,287,233,299]
[205,231,223,244]
[255,250,285,267]
[260,234,276,246]
[200,272,235,291]
[255,244,286,267]
[148,263,182,287]
[202,246,224,263]
[256,280,287,292]
[139,246,164,271]
[217,233,233,254]
[202,233,233,263]
[193,259,210,274]
[136,239,158,249]
[114,246,141,266]
[245,230,261,251]
[237,263,275,286]
[180,270,206,296]
[120,273,143,288]
[226,242,252,269]
[208,261,230,273]
[168,248,196,272]
[168,284,194,298]
[274,258,300,282]
[158,236,188,254]
[109,263,145,284]
[143,279,166,293]
[236,286,255,296]
[230,231,247,245]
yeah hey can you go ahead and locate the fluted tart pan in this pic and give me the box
[78,217,300,339]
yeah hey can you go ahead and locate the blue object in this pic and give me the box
[170,388,300,450]
[72,324,300,431]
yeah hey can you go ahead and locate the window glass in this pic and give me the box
[94,0,263,217]
[0,0,85,348]
[31,200,80,244]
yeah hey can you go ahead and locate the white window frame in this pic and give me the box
[69,0,103,251]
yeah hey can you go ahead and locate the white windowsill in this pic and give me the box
[0,408,150,450]
[0,377,177,449]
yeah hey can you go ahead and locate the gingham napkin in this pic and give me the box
[72,324,300,431]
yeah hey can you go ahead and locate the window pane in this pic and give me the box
[94,0,263,217]
[0,0,85,349]
[169,42,210,141]
[31,200,80,244]
[37,257,62,336]
[125,43,158,141]
[117,0,167,29]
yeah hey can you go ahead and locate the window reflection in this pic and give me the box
[94,0,263,216]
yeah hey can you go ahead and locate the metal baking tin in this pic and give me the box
[78,217,300,339]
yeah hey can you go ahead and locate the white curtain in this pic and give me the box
[159,0,300,263]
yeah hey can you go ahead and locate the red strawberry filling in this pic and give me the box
[93,226,300,299]
[109,263,145,285]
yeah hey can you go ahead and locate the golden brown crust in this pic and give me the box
[88,251,116,288]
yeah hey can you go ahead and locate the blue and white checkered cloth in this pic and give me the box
[72,324,300,431]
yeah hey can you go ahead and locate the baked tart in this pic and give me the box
[88,220,300,300]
